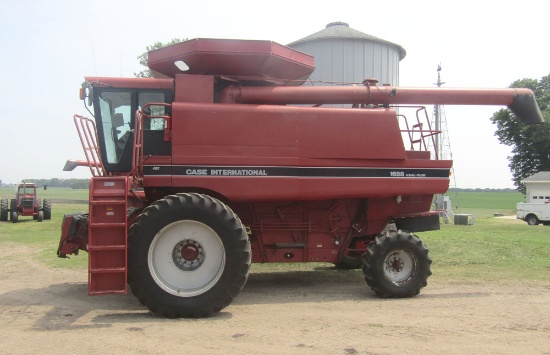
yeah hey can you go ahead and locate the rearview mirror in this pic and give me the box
[80,82,94,106]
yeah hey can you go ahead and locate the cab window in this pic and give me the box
[139,92,166,130]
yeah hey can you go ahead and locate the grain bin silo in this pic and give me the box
[288,22,406,87]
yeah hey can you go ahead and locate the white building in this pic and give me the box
[523,171,550,203]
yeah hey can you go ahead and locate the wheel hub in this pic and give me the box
[389,256,404,273]
[172,239,205,271]
[383,250,415,284]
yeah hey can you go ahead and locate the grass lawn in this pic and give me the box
[0,188,548,284]
[419,217,550,283]
[0,202,89,270]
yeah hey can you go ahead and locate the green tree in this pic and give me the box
[491,74,550,194]
[134,38,185,78]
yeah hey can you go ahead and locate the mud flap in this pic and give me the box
[394,213,440,233]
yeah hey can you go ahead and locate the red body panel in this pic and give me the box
[171,104,406,160]
[138,103,451,202]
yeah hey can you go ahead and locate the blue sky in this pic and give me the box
[0,0,548,188]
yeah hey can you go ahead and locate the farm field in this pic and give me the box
[0,186,88,203]
[447,190,525,208]
[0,188,548,353]
[444,190,525,218]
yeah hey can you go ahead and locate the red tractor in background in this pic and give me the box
[57,38,543,318]
[0,182,52,223]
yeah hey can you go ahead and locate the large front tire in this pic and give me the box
[362,230,431,298]
[128,193,251,318]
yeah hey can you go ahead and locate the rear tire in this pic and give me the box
[128,193,251,318]
[526,215,539,226]
[43,199,52,220]
[362,230,431,298]
[0,199,7,221]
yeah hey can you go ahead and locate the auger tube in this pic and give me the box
[220,85,543,124]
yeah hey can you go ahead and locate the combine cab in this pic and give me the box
[1,183,52,223]
[58,38,543,318]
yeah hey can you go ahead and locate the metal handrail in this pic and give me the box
[73,115,106,177]
[130,103,172,184]
[395,106,441,160]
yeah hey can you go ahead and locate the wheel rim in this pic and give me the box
[148,220,226,297]
[383,250,417,284]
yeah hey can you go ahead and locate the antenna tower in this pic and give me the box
[430,65,458,221]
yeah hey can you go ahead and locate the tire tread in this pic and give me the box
[128,193,250,318]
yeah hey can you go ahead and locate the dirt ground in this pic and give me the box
[1,243,549,355]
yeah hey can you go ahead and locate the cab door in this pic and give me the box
[139,91,172,156]
[94,88,172,173]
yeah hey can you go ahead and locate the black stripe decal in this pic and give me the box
[143,165,450,178]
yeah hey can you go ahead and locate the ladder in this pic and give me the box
[88,176,128,295]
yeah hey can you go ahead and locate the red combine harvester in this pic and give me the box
[58,38,543,318]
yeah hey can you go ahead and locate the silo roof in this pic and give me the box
[289,22,406,60]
